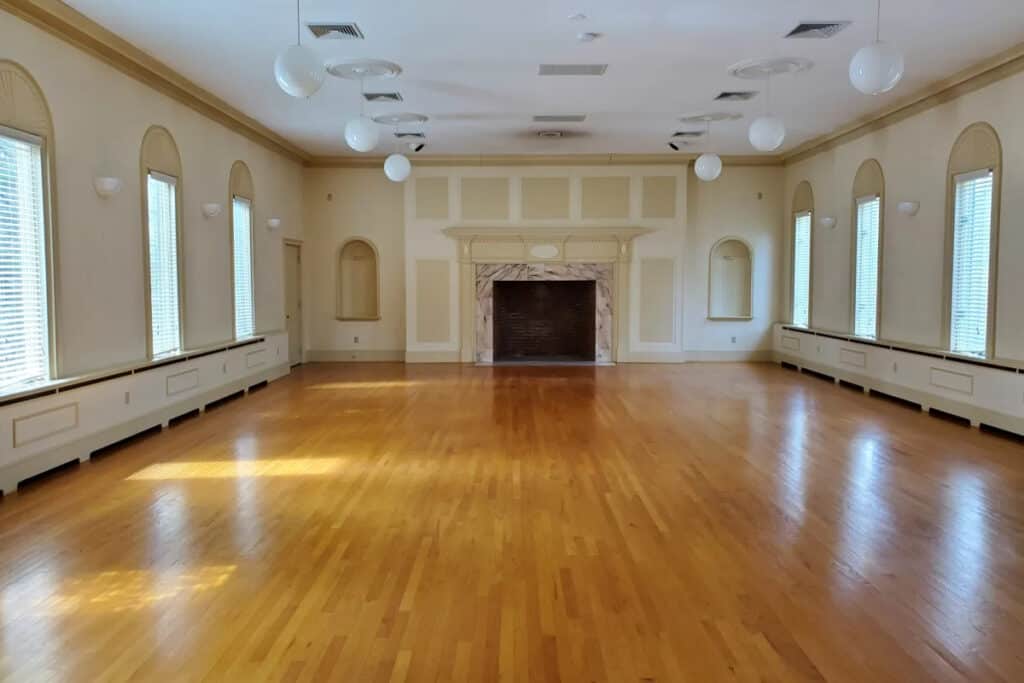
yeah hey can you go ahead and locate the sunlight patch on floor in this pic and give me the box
[127,458,345,480]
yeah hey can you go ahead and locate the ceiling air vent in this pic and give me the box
[538,64,607,76]
[715,91,758,102]
[672,130,705,139]
[307,23,364,40]
[785,21,851,39]
[364,92,403,103]
[533,115,587,123]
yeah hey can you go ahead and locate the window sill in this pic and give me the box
[707,316,753,322]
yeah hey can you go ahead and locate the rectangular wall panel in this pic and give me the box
[642,176,676,218]
[930,367,974,395]
[246,349,267,369]
[166,368,200,396]
[639,258,675,343]
[415,177,449,219]
[521,178,570,219]
[416,260,451,343]
[582,177,630,219]
[840,348,867,368]
[13,403,79,448]
[461,178,510,220]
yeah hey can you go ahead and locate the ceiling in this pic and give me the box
[65,0,1024,158]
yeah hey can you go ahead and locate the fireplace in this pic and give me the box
[493,280,596,362]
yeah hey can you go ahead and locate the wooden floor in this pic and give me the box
[1,363,1023,682]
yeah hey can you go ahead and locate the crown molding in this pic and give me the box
[784,40,1024,165]
[304,153,783,169]
[0,0,311,163]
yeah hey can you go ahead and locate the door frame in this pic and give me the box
[283,238,304,366]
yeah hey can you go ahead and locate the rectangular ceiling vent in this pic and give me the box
[533,115,587,123]
[364,92,403,102]
[395,132,426,139]
[785,21,851,39]
[672,131,705,139]
[715,91,758,102]
[307,23,364,40]
[538,64,608,76]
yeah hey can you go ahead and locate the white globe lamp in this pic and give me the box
[749,116,786,152]
[274,44,325,98]
[384,154,412,183]
[345,118,380,153]
[694,153,722,182]
[849,41,904,95]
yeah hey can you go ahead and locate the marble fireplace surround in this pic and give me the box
[443,226,653,363]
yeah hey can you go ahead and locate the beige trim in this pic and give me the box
[335,237,382,321]
[0,0,309,163]
[941,122,1002,356]
[0,59,60,378]
[785,41,1024,165]
[140,125,186,359]
[305,154,783,169]
[443,225,653,243]
[404,350,461,363]
[849,160,885,338]
[307,350,404,362]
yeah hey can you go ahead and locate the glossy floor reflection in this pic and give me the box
[0,362,1022,682]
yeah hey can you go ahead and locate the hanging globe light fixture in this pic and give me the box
[384,154,412,182]
[273,0,325,98]
[748,75,786,152]
[694,118,722,182]
[344,77,380,152]
[849,0,905,95]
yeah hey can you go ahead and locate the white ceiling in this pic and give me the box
[65,0,1024,157]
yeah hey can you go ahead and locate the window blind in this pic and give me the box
[232,197,254,339]
[147,173,181,357]
[792,212,811,327]
[0,131,49,390]
[950,169,994,357]
[853,196,881,338]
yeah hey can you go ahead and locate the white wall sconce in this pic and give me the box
[266,217,282,231]
[93,176,122,199]
[897,200,920,217]
[819,215,837,229]
[201,202,223,219]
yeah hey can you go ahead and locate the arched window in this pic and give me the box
[851,159,884,338]
[944,123,1001,357]
[0,60,57,388]
[708,238,752,320]
[337,239,380,320]
[229,161,255,338]
[791,181,814,327]
[140,125,185,357]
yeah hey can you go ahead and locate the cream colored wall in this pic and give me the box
[684,167,784,357]
[784,70,1024,360]
[1,10,303,377]
[302,169,405,358]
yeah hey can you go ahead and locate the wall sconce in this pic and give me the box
[201,203,223,218]
[819,216,837,229]
[266,218,282,231]
[93,176,122,199]
[897,201,920,217]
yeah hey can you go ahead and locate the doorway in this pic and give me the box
[284,241,303,366]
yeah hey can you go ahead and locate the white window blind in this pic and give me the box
[853,196,881,338]
[0,130,50,390]
[792,212,811,327]
[950,169,994,357]
[232,197,254,339]
[146,173,181,357]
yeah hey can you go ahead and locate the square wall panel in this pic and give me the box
[461,177,510,220]
[415,177,449,219]
[582,177,630,219]
[642,176,677,219]
[521,177,570,220]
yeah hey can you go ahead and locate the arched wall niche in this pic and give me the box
[139,125,185,357]
[942,121,1003,354]
[337,238,381,321]
[708,237,753,320]
[0,60,59,375]
[850,159,886,337]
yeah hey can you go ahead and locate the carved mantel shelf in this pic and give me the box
[442,225,654,264]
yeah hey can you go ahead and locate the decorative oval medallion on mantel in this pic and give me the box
[529,243,560,259]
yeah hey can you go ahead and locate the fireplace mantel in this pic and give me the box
[442,225,653,265]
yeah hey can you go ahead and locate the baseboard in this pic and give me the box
[307,350,405,362]
[685,349,774,362]
[405,350,461,363]
[775,352,1024,437]
[0,362,289,497]
[618,351,687,363]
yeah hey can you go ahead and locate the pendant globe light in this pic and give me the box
[694,118,722,182]
[344,78,380,152]
[273,0,324,98]
[748,76,785,152]
[384,154,412,183]
[849,0,905,95]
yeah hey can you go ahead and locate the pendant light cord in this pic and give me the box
[296,0,301,45]
[875,0,882,42]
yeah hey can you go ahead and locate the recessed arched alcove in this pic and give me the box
[708,237,753,320]
[336,238,380,321]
